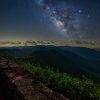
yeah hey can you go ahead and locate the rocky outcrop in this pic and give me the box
[0,57,69,100]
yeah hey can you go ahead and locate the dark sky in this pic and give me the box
[0,0,100,42]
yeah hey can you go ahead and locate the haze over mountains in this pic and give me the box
[0,40,100,48]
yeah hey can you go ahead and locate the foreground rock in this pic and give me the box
[0,57,69,100]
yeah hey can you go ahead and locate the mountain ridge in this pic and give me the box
[0,46,100,81]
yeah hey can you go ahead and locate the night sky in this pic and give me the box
[0,0,100,42]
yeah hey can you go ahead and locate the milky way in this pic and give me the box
[0,0,100,42]
[35,0,82,39]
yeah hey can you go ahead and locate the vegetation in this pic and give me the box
[0,53,100,100]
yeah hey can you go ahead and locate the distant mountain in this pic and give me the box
[0,46,100,81]
[94,48,100,52]
[0,46,34,57]
[29,46,100,81]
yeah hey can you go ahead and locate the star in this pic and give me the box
[36,0,44,6]
[87,15,91,18]
[78,10,83,14]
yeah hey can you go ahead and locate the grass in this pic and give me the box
[0,53,100,100]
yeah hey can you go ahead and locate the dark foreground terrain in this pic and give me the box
[0,57,68,100]
[0,46,100,100]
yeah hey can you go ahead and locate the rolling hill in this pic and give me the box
[0,46,100,81]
